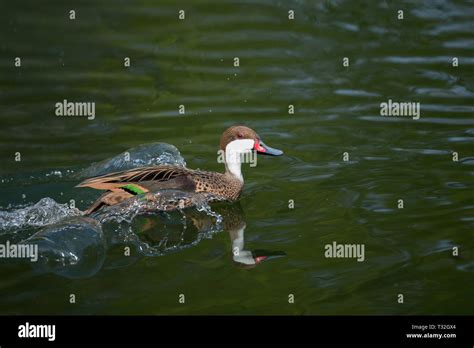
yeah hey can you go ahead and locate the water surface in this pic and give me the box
[0,0,473,315]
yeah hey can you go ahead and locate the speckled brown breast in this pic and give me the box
[191,171,243,201]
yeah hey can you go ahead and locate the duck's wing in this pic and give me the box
[76,165,196,192]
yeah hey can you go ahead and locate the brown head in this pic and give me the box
[219,125,283,156]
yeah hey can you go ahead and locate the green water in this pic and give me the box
[0,0,473,315]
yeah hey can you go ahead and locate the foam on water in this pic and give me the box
[0,198,83,232]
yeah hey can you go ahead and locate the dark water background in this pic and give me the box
[0,0,473,314]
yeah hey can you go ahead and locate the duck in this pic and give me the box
[77,125,283,214]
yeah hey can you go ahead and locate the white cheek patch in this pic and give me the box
[225,139,254,163]
[225,139,255,156]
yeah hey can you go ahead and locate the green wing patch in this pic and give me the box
[121,184,146,195]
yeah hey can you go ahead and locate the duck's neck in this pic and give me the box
[224,139,253,182]
[225,150,243,182]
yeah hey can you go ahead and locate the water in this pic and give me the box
[0,0,473,315]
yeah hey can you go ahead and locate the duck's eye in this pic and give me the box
[237,132,243,138]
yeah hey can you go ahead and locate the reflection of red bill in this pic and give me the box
[252,250,286,264]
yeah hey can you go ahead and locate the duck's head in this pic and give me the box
[219,125,283,182]
[220,125,283,157]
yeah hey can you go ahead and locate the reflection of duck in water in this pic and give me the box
[136,202,286,268]
[77,125,283,214]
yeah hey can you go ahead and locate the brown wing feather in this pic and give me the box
[76,165,193,190]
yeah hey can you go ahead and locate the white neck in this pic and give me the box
[224,139,253,182]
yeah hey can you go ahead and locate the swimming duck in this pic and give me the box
[77,125,283,214]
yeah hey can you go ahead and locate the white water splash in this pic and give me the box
[94,191,223,230]
[76,142,186,178]
[0,198,82,232]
